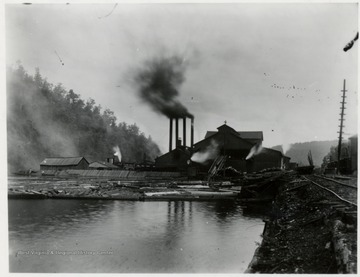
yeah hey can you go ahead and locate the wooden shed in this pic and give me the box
[248,148,285,172]
[40,157,89,171]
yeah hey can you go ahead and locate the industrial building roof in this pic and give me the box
[205,131,263,141]
[40,157,88,166]
[89,161,119,169]
[155,146,192,161]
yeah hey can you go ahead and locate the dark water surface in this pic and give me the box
[8,199,264,273]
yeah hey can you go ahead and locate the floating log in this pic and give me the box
[144,191,181,197]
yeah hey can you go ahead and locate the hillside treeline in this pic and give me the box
[7,64,161,172]
[272,140,338,167]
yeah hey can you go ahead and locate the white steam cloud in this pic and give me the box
[246,143,263,160]
[282,143,291,155]
[113,145,122,162]
[191,140,219,164]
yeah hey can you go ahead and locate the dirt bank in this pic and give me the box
[246,173,357,274]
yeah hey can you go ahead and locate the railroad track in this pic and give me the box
[301,175,357,274]
[302,175,357,208]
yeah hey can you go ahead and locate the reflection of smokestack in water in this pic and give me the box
[191,117,194,148]
[183,117,186,147]
[169,118,173,152]
[175,118,179,148]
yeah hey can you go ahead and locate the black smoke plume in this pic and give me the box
[134,55,193,119]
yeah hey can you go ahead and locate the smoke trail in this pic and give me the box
[246,143,263,160]
[134,55,193,118]
[113,145,122,162]
[282,143,292,155]
[191,140,219,164]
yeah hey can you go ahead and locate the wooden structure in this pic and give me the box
[156,123,290,174]
[155,147,191,171]
[194,124,258,172]
[40,157,89,171]
[89,161,119,170]
[249,148,289,172]
[348,135,357,174]
[337,80,347,174]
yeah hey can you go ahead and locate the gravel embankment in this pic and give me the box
[247,174,357,274]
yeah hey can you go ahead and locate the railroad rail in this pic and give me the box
[302,175,357,208]
[313,174,357,189]
[302,175,358,274]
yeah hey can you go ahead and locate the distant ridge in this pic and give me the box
[272,140,338,167]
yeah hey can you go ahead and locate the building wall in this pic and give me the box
[227,159,247,172]
[40,158,89,171]
[282,157,291,169]
[193,132,253,172]
[349,136,358,173]
[41,165,73,171]
[195,133,253,153]
[77,159,90,169]
[155,149,190,171]
[251,149,283,172]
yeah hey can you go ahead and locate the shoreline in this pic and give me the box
[245,174,357,274]
[8,175,242,202]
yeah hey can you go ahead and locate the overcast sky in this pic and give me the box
[5,3,358,154]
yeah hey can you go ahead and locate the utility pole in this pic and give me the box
[337,79,347,174]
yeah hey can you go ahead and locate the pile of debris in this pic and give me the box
[246,176,357,274]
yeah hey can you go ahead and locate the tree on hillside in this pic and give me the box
[7,64,161,172]
[321,142,349,169]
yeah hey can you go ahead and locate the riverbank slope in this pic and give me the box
[246,173,357,274]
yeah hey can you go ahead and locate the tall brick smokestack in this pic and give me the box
[191,117,194,148]
[183,117,186,147]
[169,118,173,152]
[175,118,179,148]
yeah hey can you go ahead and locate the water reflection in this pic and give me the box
[9,199,264,273]
[241,202,272,220]
[213,200,239,220]
[8,199,116,241]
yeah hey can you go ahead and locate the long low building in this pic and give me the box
[248,147,291,172]
[40,157,89,171]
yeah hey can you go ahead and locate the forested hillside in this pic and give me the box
[272,140,338,167]
[7,64,161,172]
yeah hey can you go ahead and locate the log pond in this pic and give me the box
[9,199,265,273]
